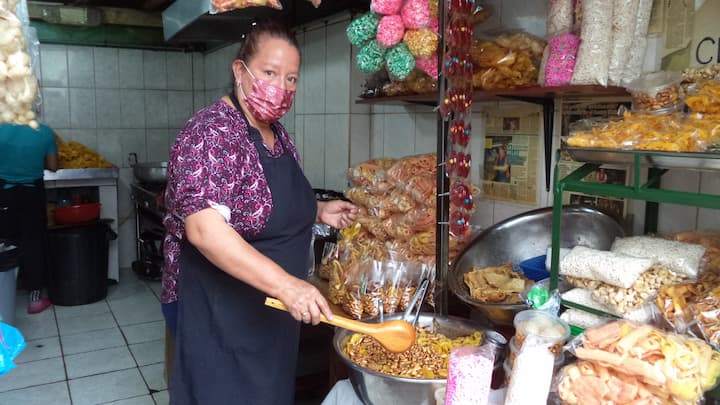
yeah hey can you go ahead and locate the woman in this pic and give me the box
[0,122,57,314]
[162,21,357,404]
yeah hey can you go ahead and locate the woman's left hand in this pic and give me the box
[317,200,358,229]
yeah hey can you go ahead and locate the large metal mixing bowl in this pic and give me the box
[333,313,486,405]
[132,161,167,183]
[449,206,625,325]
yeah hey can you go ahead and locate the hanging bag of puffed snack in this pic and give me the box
[571,0,613,86]
[622,0,653,85]
[567,320,720,403]
[607,0,639,85]
[444,345,495,405]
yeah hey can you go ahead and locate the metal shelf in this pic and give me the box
[548,149,720,296]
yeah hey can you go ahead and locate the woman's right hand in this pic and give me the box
[276,278,333,325]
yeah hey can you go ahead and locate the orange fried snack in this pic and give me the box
[463,263,530,304]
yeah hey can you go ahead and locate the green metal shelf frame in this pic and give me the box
[548,149,720,293]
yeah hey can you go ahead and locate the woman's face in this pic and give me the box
[233,36,300,96]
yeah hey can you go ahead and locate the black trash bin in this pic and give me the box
[48,220,117,306]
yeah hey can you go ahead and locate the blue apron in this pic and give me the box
[170,99,317,405]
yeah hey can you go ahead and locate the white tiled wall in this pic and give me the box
[38,44,201,267]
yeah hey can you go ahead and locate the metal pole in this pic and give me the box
[435,0,450,316]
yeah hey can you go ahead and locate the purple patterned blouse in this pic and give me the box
[161,99,300,304]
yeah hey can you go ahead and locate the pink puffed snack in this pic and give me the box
[401,0,431,29]
[371,0,403,15]
[545,33,580,87]
[416,53,438,78]
[445,345,493,405]
[377,15,406,47]
[429,17,439,34]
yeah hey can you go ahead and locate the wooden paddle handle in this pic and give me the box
[264,297,374,334]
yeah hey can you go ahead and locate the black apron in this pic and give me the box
[170,98,317,405]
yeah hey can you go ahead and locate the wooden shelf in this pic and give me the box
[355,84,630,105]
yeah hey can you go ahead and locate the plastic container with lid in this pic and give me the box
[513,309,571,354]
[625,71,683,114]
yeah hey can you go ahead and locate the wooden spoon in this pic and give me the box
[264,297,417,353]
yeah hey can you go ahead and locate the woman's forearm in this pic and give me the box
[185,208,296,298]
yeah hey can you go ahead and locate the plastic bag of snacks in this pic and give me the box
[544,33,580,87]
[625,71,683,114]
[569,320,720,402]
[546,0,573,38]
[685,81,720,115]
[622,0,653,85]
[690,285,720,349]
[445,345,494,405]
[558,360,668,404]
[0,1,40,128]
[504,335,556,405]
[210,0,282,13]
[560,245,655,289]
[317,241,339,280]
[566,265,689,315]
[607,0,639,85]
[469,35,540,90]
[611,236,706,278]
[571,0,613,86]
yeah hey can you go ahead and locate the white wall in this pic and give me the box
[37,44,202,268]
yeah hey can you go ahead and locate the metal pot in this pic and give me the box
[132,161,167,184]
[449,205,625,325]
[333,313,487,405]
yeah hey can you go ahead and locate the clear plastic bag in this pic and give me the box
[210,0,282,14]
[546,0,573,38]
[544,33,580,87]
[568,320,720,402]
[470,37,539,90]
[622,0,653,84]
[611,236,706,278]
[0,2,39,128]
[607,0,639,86]
[557,360,667,404]
[571,0,613,86]
[0,321,25,376]
[691,285,720,350]
[505,336,555,405]
[625,71,683,113]
[317,241,339,280]
[445,345,494,405]
[560,246,655,289]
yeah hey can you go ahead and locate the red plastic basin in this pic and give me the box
[54,203,101,225]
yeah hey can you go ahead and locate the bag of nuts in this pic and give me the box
[566,265,689,315]
[625,71,683,114]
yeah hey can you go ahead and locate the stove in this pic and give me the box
[130,182,166,280]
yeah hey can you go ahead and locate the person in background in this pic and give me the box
[0,122,58,314]
[162,20,357,404]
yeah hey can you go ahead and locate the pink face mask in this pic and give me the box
[238,61,295,123]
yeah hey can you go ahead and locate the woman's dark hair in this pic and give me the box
[229,20,300,90]
[235,19,300,63]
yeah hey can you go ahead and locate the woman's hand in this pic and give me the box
[317,200,358,229]
[277,278,333,325]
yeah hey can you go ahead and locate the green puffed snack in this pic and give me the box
[386,43,415,80]
[347,12,380,48]
[357,40,386,73]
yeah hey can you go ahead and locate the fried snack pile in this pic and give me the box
[685,81,720,114]
[567,111,720,152]
[343,327,483,379]
[573,321,720,403]
[55,134,113,169]
[463,263,530,304]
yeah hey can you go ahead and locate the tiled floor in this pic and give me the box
[1,268,168,405]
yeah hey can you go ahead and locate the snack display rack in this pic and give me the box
[548,149,720,319]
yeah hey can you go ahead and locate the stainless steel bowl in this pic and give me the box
[449,206,625,325]
[333,313,486,405]
[132,161,167,184]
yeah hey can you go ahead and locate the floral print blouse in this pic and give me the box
[161,99,300,304]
